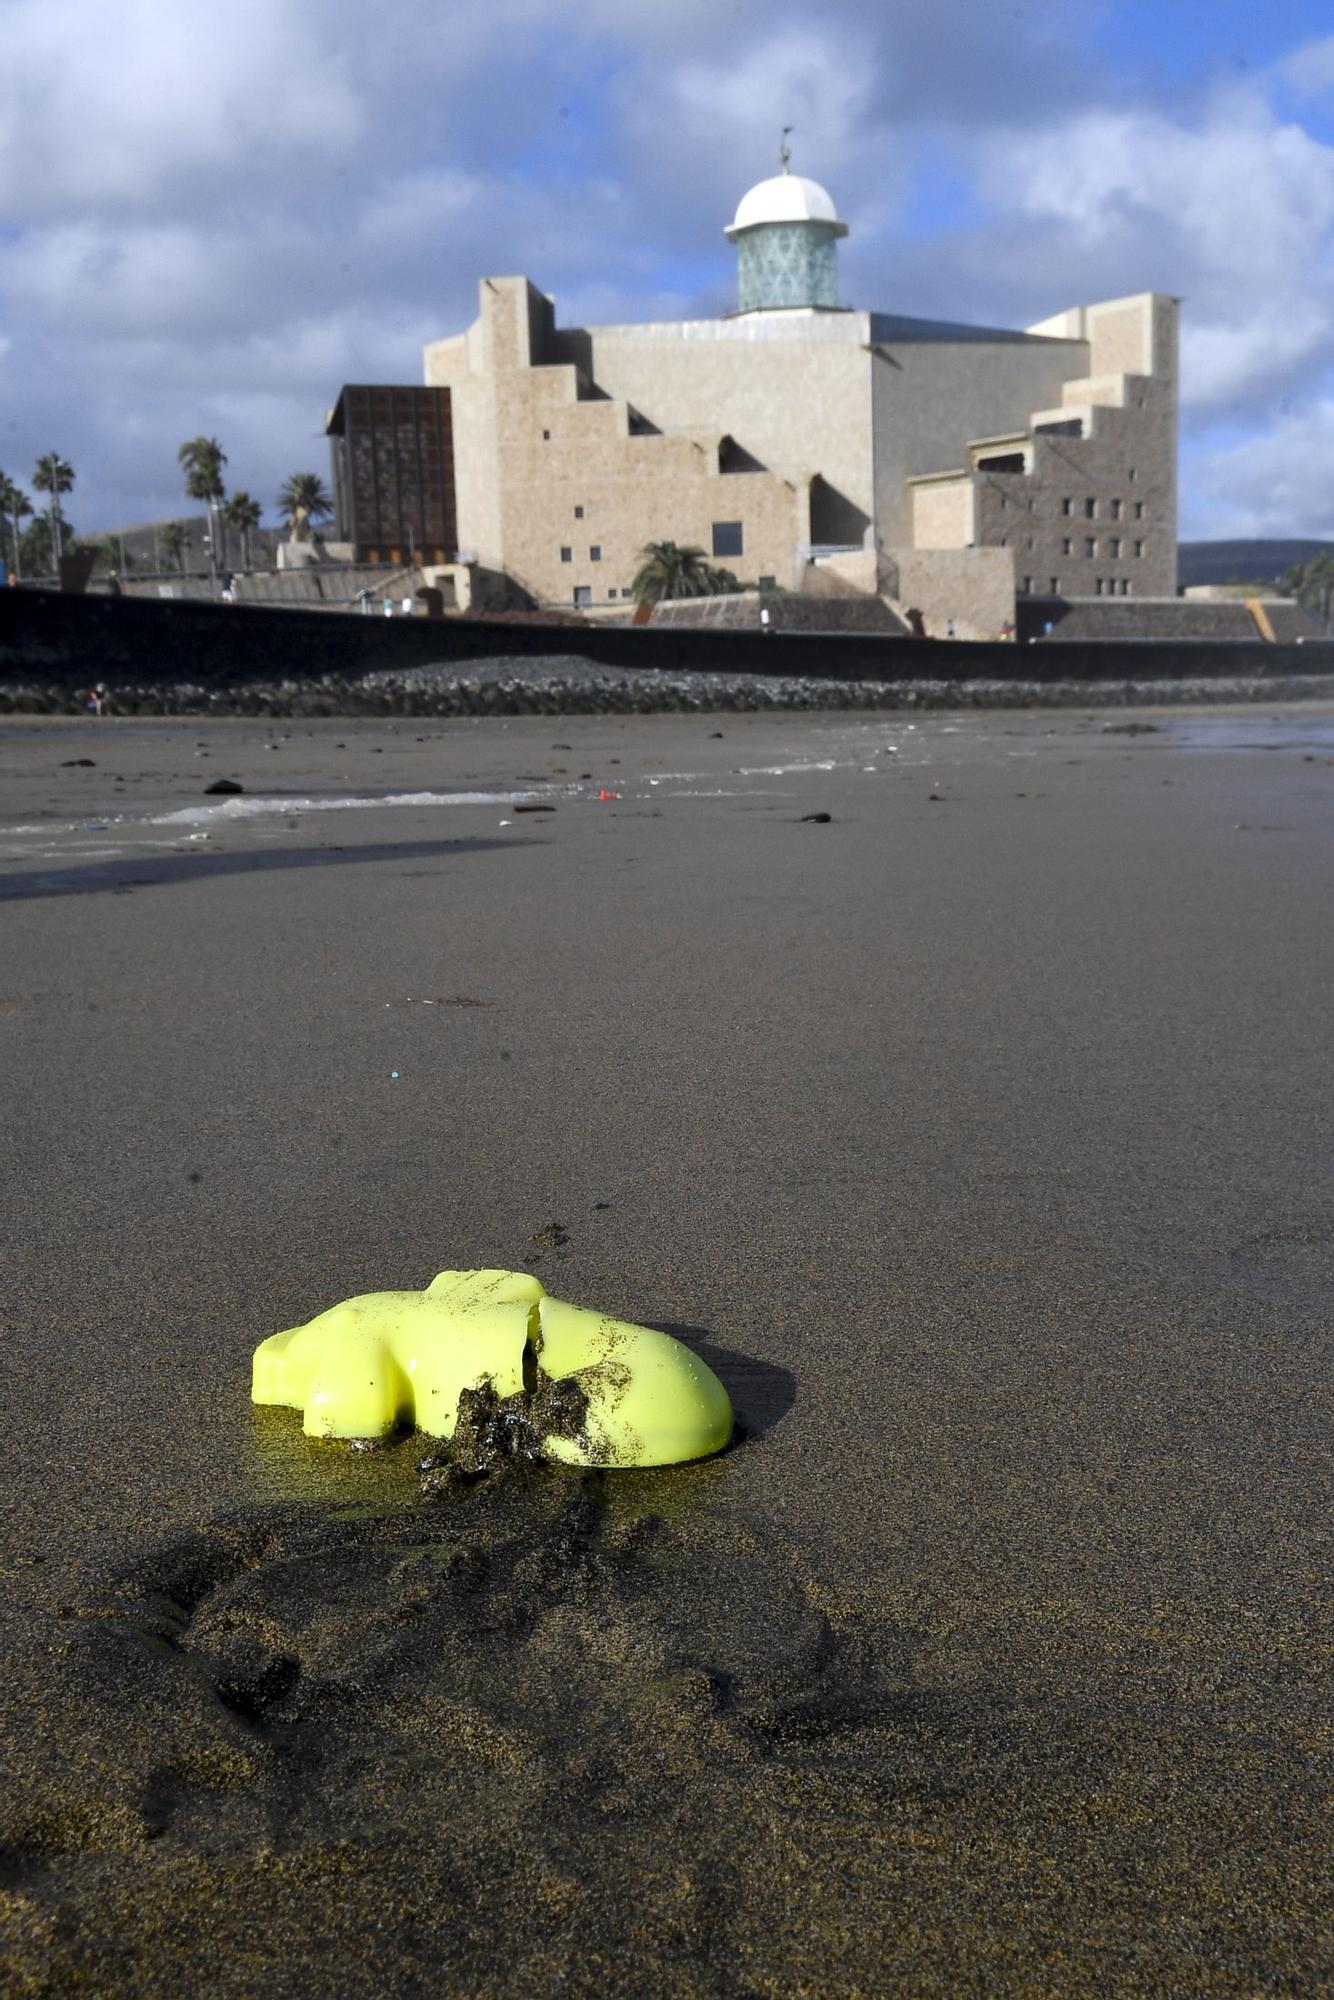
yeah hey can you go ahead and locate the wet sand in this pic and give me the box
[1,705,1331,1994]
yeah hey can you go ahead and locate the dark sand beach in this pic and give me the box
[0,703,1330,1994]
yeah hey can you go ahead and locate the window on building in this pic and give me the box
[573,585,591,608]
[1049,577,1059,594]
[1110,498,1123,520]
[1084,497,1097,518]
[1133,501,1145,519]
[560,546,572,562]
[1133,539,1144,557]
[1095,578,1104,596]
[542,430,551,441]
[1085,536,1097,557]
[1109,536,1122,558]
[1061,536,1073,555]
[607,588,618,599]
[1128,467,1138,482]
[574,505,584,519]
[1020,576,1033,595]
[712,521,743,557]
[1062,497,1073,516]
[758,574,776,588]
[1026,536,1035,550]
[1123,581,1133,596]
[589,545,601,562]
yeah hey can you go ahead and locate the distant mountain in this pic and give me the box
[1178,539,1334,589]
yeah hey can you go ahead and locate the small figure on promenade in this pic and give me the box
[221,571,235,603]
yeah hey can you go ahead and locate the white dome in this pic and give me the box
[724,172,848,240]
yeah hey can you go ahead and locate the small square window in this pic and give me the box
[608,588,618,599]
[1084,497,1097,519]
[574,505,584,519]
[711,520,743,557]
[758,574,776,588]
[560,546,572,562]
[589,545,601,562]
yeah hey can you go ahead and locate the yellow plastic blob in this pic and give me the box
[252,1268,733,1468]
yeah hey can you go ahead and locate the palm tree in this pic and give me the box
[32,453,75,565]
[159,521,188,573]
[1287,553,1334,629]
[98,535,134,576]
[629,540,719,604]
[178,436,228,568]
[276,472,333,539]
[21,515,56,577]
[0,475,32,581]
[223,490,263,568]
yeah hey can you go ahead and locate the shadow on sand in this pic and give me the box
[0,835,545,901]
[655,1324,798,1444]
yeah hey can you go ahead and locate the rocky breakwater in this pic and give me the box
[5,653,1334,717]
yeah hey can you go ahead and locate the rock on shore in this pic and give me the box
[3,652,1334,716]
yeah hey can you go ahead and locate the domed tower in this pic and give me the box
[724,135,848,313]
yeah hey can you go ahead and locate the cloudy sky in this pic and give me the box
[2,0,1332,542]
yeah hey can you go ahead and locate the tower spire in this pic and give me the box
[779,125,793,174]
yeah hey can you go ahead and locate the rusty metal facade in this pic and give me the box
[328,385,456,564]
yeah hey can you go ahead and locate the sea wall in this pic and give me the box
[3,586,1334,703]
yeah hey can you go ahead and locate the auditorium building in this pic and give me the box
[329,158,1178,637]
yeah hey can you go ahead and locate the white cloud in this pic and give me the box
[1,1,1332,540]
[1275,32,1334,100]
[969,86,1334,413]
[1187,400,1334,539]
[0,1,364,220]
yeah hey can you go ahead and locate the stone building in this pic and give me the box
[335,157,1178,635]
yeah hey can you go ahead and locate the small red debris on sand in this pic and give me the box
[597,789,620,801]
